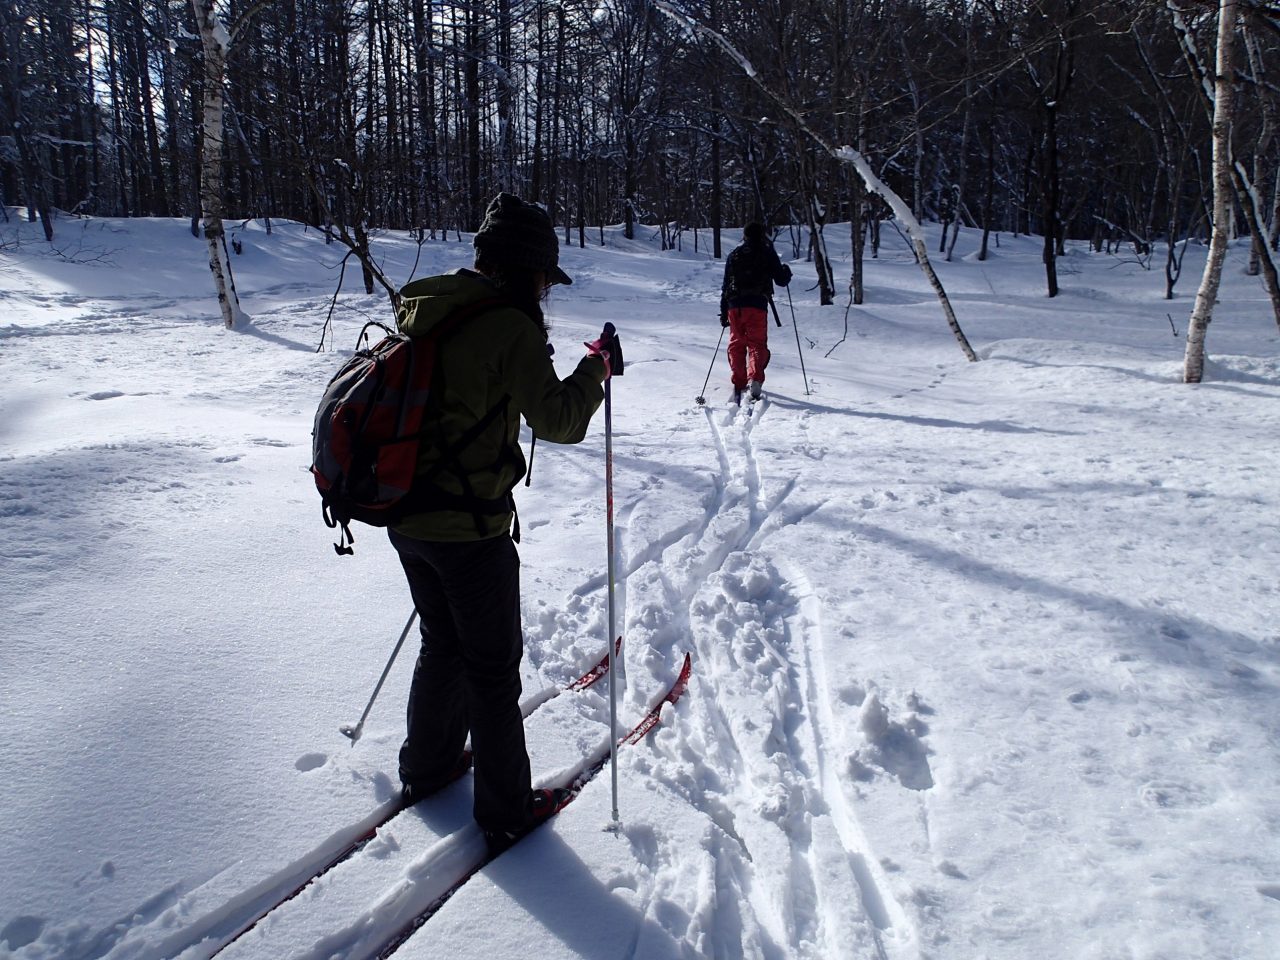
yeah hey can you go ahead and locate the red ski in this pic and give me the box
[622,651,692,744]
[568,636,623,691]
[374,652,694,959]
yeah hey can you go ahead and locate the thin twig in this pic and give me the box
[316,252,352,353]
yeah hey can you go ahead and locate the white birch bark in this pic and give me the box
[1238,21,1280,328]
[1182,0,1237,384]
[191,0,246,330]
[1171,0,1280,336]
[652,1,978,362]
[1232,158,1280,332]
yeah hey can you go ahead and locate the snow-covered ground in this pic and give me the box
[2,209,1278,960]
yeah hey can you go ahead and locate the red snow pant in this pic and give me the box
[727,305,770,390]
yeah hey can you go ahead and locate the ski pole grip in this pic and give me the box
[585,324,622,378]
[600,323,623,376]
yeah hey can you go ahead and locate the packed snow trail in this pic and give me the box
[596,397,920,959]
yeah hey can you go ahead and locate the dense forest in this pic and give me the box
[3,1,1278,316]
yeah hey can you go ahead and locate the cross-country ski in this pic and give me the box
[372,654,692,960]
[205,640,623,958]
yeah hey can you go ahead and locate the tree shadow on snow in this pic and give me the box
[764,393,1080,435]
[833,517,1276,694]
[235,317,317,352]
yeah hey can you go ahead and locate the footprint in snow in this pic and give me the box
[1138,780,1212,810]
[850,692,934,791]
[1,916,46,951]
[295,752,327,772]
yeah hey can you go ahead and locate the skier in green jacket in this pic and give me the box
[391,193,616,851]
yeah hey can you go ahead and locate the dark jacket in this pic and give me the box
[393,269,605,541]
[720,240,792,320]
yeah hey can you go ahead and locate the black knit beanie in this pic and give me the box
[473,193,572,286]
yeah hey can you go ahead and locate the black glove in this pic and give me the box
[779,264,793,287]
[720,314,729,328]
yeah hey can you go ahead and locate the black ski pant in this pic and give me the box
[388,529,534,833]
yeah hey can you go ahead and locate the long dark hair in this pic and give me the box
[473,254,550,339]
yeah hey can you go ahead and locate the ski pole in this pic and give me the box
[767,298,783,328]
[786,286,810,396]
[339,608,417,745]
[695,324,727,406]
[601,323,623,823]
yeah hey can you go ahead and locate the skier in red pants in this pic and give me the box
[719,222,792,403]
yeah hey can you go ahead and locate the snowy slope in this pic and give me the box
[2,211,1278,960]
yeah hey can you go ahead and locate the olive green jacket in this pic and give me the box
[392,270,605,541]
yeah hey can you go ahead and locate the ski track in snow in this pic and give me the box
[598,396,920,960]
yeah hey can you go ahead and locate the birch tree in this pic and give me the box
[191,0,247,329]
[1171,0,1280,334]
[1178,0,1237,384]
[1241,15,1274,277]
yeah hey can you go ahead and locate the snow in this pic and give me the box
[2,210,1279,960]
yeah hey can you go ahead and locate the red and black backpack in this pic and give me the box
[310,298,511,555]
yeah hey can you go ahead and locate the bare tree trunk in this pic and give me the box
[1184,0,1237,383]
[1,0,54,240]
[946,14,978,263]
[1270,181,1280,252]
[82,0,102,213]
[806,191,835,305]
[945,103,970,262]
[1231,159,1280,331]
[191,0,245,330]
[851,120,867,303]
[1271,167,1280,252]
[496,0,514,189]
[133,0,168,217]
[465,3,481,231]
[530,1,546,204]
[979,122,995,261]
[709,0,723,259]
[711,116,723,259]
[156,0,187,219]
[1042,102,1061,298]
[900,34,926,223]
[1235,19,1280,327]
[1243,20,1272,277]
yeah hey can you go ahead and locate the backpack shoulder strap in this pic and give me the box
[397,295,523,535]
